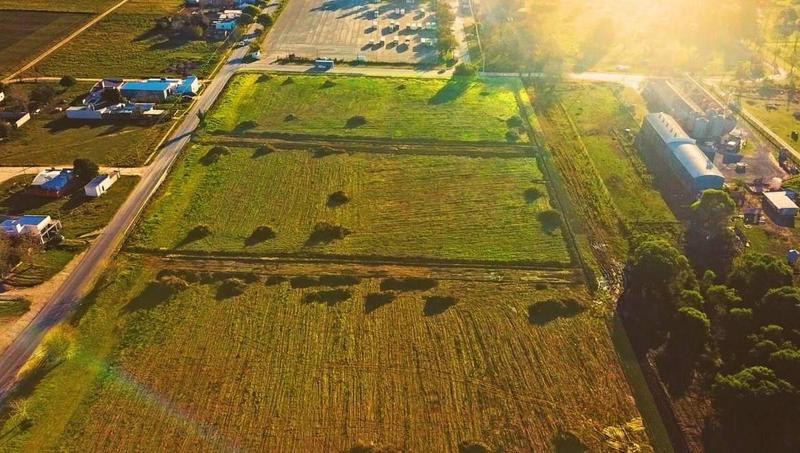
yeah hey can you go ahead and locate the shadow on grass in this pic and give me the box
[364,292,395,314]
[552,430,589,453]
[303,288,351,306]
[527,298,585,325]
[379,277,437,293]
[423,296,457,316]
[124,281,174,312]
[244,225,275,246]
[428,77,473,105]
[305,222,350,246]
[176,225,211,248]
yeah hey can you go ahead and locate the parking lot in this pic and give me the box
[261,0,440,64]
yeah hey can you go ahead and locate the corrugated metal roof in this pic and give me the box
[764,191,799,210]
[646,113,724,182]
[120,81,171,92]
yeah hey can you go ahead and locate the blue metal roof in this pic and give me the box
[175,76,198,95]
[40,170,72,192]
[121,81,171,92]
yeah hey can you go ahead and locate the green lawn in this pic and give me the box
[132,145,571,264]
[0,11,90,77]
[739,95,800,150]
[205,74,531,143]
[0,82,171,166]
[29,0,223,78]
[0,175,138,286]
[558,83,677,224]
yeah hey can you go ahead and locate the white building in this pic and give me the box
[0,215,62,244]
[84,171,120,197]
[764,191,799,219]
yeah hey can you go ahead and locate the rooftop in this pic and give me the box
[120,81,172,92]
[764,191,799,211]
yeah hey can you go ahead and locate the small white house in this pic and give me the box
[0,215,62,244]
[84,171,120,198]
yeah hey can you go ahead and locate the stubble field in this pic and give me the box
[0,257,650,451]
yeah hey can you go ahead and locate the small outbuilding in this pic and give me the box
[763,191,799,225]
[0,215,62,244]
[84,171,120,198]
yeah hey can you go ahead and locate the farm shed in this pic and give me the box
[174,76,200,96]
[30,169,73,198]
[84,171,120,198]
[0,215,62,244]
[120,81,172,102]
[636,113,724,193]
[763,191,799,225]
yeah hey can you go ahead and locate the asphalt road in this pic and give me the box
[0,41,251,401]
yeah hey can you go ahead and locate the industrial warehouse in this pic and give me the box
[636,112,725,193]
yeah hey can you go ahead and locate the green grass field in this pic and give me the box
[0,257,652,451]
[0,10,90,77]
[204,74,531,143]
[0,82,171,166]
[558,83,677,225]
[132,145,570,264]
[29,0,222,78]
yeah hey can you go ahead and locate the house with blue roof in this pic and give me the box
[30,169,74,198]
[120,80,173,102]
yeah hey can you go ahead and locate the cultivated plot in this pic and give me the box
[27,0,223,78]
[0,10,90,77]
[0,1,118,13]
[132,146,570,265]
[205,74,531,143]
[262,0,439,63]
[1,258,650,451]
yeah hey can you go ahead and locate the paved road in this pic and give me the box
[2,0,131,83]
[0,38,249,400]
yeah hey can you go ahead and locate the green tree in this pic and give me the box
[237,13,254,25]
[692,189,735,231]
[628,239,694,303]
[59,75,77,88]
[728,254,794,304]
[72,158,99,182]
[770,348,800,387]
[243,5,260,17]
[257,13,273,27]
[756,287,800,330]
[669,307,711,358]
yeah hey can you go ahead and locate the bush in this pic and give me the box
[458,440,491,453]
[30,84,56,105]
[453,62,478,76]
[282,77,294,85]
[524,187,543,203]
[327,191,350,207]
[237,13,254,25]
[59,75,77,87]
[284,113,298,121]
[380,277,438,292]
[0,298,31,317]
[538,209,563,232]
[157,274,190,291]
[306,222,351,246]
[257,13,273,27]
[0,121,13,139]
[322,79,336,88]
[218,278,247,298]
[253,144,276,157]
[201,145,230,165]
[304,289,351,306]
[245,225,276,245]
[506,115,524,128]
[183,224,212,244]
[318,275,360,287]
[505,129,520,142]
[365,292,396,313]
[424,296,458,316]
[528,298,584,325]
[243,5,260,16]
[346,115,367,128]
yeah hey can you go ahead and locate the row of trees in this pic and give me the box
[623,190,799,450]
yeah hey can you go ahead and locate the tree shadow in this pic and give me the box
[428,77,473,105]
[527,298,585,325]
[123,281,174,312]
[552,430,588,453]
[305,223,350,246]
[303,289,351,306]
[244,226,275,246]
[423,296,457,316]
[234,120,259,134]
[364,292,395,314]
[176,225,211,247]
[379,277,437,293]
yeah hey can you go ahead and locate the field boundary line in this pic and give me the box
[2,0,131,83]
[128,249,580,272]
